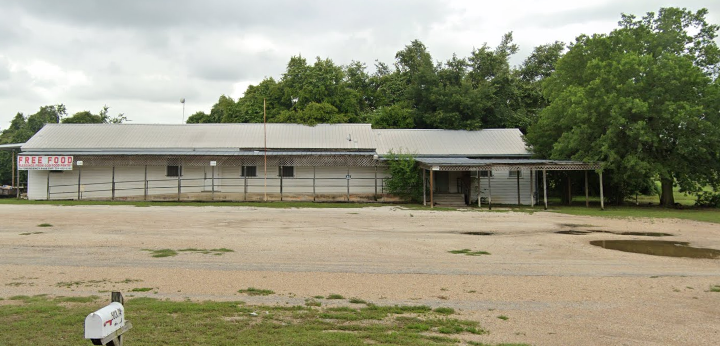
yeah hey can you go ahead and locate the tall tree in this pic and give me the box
[526,7,720,206]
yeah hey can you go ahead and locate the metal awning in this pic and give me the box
[0,143,23,151]
[415,158,601,171]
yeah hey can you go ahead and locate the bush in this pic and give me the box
[383,151,424,202]
[695,191,720,207]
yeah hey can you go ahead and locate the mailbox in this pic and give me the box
[84,302,125,340]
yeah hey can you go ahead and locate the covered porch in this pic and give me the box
[417,158,604,209]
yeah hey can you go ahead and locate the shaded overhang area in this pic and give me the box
[415,157,605,210]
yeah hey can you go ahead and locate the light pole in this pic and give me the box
[180,98,186,123]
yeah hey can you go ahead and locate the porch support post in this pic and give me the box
[11,150,15,193]
[543,169,548,210]
[430,169,434,208]
[488,169,492,211]
[516,170,521,205]
[585,170,589,208]
[244,173,248,201]
[77,165,82,200]
[313,166,316,202]
[112,166,116,201]
[346,166,350,202]
[280,167,283,201]
[374,165,378,201]
[144,165,148,201]
[529,170,534,207]
[477,170,481,208]
[599,171,605,210]
[423,169,427,206]
[46,170,51,201]
[16,155,20,199]
[211,165,215,201]
[176,166,181,201]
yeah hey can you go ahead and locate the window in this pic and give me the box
[479,170,493,178]
[241,166,257,177]
[166,165,182,177]
[278,166,294,177]
[509,170,523,178]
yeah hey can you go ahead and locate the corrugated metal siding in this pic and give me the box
[23,123,376,151]
[374,128,531,156]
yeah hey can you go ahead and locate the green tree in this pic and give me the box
[526,7,720,207]
[62,106,127,124]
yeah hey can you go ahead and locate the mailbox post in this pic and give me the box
[85,292,132,346]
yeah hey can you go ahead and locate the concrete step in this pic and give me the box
[432,194,466,207]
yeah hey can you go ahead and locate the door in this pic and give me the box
[435,171,450,193]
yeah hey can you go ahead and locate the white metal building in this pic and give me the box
[16,123,600,206]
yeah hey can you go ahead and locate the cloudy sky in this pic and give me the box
[1,0,718,128]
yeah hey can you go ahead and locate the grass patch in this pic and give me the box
[19,232,44,236]
[0,296,487,345]
[54,296,99,303]
[130,287,154,292]
[348,298,367,304]
[143,249,178,258]
[326,294,345,300]
[433,307,455,315]
[305,299,321,307]
[710,285,720,292]
[238,287,274,296]
[37,223,53,227]
[178,248,234,255]
[448,249,491,256]
[497,315,509,320]
[549,205,720,224]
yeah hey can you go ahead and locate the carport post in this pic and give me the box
[599,171,605,210]
[543,169,548,210]
[211,165,215,201]
[423,169,426,206]
[487,169,492,211]
[585,170,589,208]
[112,166,116,201]
[477,170,481,208]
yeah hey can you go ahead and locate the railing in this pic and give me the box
[46,175,388,202]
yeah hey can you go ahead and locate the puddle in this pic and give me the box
[460,232,494,236]
[590,240,720,259]
[556,230,592,235]
[556,230,672,237]
[617,232,673,237]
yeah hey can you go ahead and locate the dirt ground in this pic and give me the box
[1,204,719,345]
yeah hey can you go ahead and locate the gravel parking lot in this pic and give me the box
[1,204,719,345]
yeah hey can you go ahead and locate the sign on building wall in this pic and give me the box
[17,156,74,170]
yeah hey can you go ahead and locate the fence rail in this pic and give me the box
[47,175,388,202]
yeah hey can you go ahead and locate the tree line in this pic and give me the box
[2,7,718,207]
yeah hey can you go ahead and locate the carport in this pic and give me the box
[417,158,604,210]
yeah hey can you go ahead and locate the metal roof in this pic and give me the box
[21,124,533,158]
[374,128,531,156]
[22,123,376,152]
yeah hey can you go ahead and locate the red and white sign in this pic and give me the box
[18,156,74,170]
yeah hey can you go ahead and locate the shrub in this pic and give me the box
[383,150,424,202]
